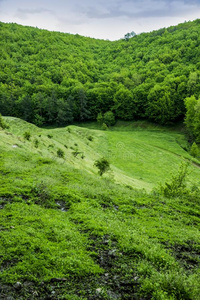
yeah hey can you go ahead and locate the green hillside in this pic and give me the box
[0,19,200,127]
[1,19,200,299]
[0,117,200,299]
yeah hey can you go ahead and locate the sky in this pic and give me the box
[0,0,200,40]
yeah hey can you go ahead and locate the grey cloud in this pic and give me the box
[79,0,200,19]
[15,7,55,20]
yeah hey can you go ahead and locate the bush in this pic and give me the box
[57,148,65,158]
[102,123,108,131]
[34,138,39,148]
[94,157,110,176]
[72,148,81,157]
[190,142,199,158]
[31,182,52,207]
[159,162,189,197]
[97,112,103,126]
[104,111,115,126]
[87,136,93,141]
[0,114,9,129]
[23,131,31,141]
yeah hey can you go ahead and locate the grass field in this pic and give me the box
[0,117,200,299]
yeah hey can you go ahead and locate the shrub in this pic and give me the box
[23,131,31,141]
[0,114,9,129]
[102,123,108,131]
[72,149,81,157]
[31,182,53,207]
[34,139,39,148]
[190,142,199,158]
[159,162,189,197]
[97,112,103,126]
[104,111,115,126]
[87,136,93,141]
[57,148,65,158]
[94,157,110,176]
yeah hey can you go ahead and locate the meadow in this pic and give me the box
[0,117,200,299]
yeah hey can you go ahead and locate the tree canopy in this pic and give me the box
[0,20,200,126]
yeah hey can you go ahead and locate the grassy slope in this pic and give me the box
[0,117,200,299]
[4,117,200,191]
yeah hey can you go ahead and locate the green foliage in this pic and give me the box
[1,119,200,299]
[124,31,136,40]
[103,111,115,126]
[34,138,39,148]
[31,182,52,206]
[23,131,31,141]
[97,111,115,127]
[158,162,189,197]
[0,203,102,284]
[87,135,93,141]
[101,123,108,130]
[0,113,9,129]
[57,148,65,158]
[1,20,200,125]
[190,142,199,158]
[94,157,110,176]
[72,149,81,157]
[185,96,200,142]
[97,112,103,126]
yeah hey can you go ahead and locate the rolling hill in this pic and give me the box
[0,117,200,299]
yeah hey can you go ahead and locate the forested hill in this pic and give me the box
[0,19,200,126]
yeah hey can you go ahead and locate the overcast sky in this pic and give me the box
[0,0,200,40]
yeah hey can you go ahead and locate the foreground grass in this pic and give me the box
[0,118,200,299]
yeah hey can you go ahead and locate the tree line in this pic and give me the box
[0,20,200,129]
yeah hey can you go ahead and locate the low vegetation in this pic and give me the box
[0,118,200,299]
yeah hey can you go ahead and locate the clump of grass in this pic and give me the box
[57,148,65,158]
[48,144,54,149]
[23,131,31,141]
[72,149,81,157]
[87,136,93,141]
[31,182,52,207]
[34,138,39,148]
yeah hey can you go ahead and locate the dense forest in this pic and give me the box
[0,20,200,131]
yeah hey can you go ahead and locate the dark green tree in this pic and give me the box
[94,157,110,176]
